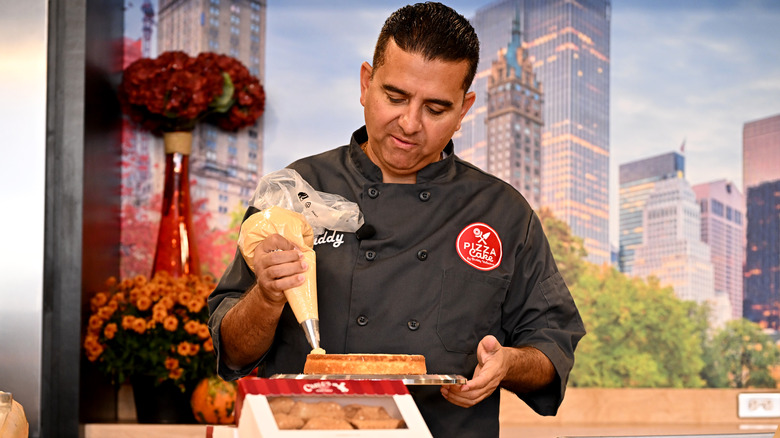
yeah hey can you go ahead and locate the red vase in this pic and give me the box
[152,131,200,277]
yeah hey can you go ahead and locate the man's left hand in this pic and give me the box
[440,335,506,408]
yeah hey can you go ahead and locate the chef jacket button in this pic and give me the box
[418,191,431,202]
[407,320,420,331]
[367,187,380,199]
[416,250,428,261]
[365,250,377,261]
[357,315,369,326]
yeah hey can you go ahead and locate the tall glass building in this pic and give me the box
[744,180,780,329]
[743,113,780,192]
[158,0,266,229]
[460,0,611,264]
[618,152,685,275]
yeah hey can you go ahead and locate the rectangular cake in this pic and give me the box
[303,354,426,375]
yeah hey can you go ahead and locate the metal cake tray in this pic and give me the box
[270,373,467,385]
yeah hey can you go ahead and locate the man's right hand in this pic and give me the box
[252,233,308,304]
[220,233,308,370]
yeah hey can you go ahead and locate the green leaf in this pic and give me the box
[211,72,235,113]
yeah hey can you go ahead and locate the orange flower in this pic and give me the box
[203,338,214,352]
[97,305,114,320]
[104,323,118,340]
[132,318,147,334]
[105,276,118,288]
[177,341,193,356]
[152,303,168,323]
[88,315,104,333]
[160,296,175,310]
[86,343,104,362]
[178,291,193,306]
[84,335,104,361]
[188,343,200,355]
[122,315,134,330]
[169,367,183,380]
[84,333,99,349]
[197,324,210,340]
[119,278,134,290]
[164,357,180,370]
[184,320,199,335]
[136,295,152,312]
[91,292,108,309]
[113,292,126,304]
[186,298,204,313]
[163,315,178,332]
[134,274,148,287]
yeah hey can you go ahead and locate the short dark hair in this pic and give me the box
[372,2,480,92]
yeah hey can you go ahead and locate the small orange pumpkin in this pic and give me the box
[191,376,237,424]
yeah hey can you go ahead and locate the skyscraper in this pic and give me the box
[692,180,745,320]
[157,0,266,228]
[462,0,611,264]
[744,180,780,329]
[633,178,715,305]
[485,16,543,208]
[618,152,685,275]
[743,113,780,192]
[742,113,780,328]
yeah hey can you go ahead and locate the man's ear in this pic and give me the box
[456,91,476,131]
[359,62,373,107]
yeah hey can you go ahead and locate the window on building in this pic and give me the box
[712,199,724,217]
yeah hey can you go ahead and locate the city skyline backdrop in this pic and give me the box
[122,0,780,247]
[247,0,780,245]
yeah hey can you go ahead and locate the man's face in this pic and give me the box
[359,40,475,183]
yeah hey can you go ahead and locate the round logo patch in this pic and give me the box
[456,223,502,271]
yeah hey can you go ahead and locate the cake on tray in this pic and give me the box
[303,354,427,375]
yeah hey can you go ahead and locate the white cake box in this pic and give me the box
[235,377,432,438]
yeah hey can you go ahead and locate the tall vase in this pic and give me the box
[152,131,200,277]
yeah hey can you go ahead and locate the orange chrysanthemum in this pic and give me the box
[163,315,179,332]
[104,323,118,340]
[164,357,180,371]
[136,295,152,312]
[169,367,183,380]
[131,318,147,334]
[84,272,217,385]
[203,338,214,353]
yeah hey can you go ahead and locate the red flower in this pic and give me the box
[118,51,265,136]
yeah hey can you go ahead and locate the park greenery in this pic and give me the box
[537,208,780,389]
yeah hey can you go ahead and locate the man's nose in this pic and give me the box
[398,105,422,134]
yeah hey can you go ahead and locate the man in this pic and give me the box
[208,3,585,437]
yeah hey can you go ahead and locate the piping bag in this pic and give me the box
[237,169,364,353]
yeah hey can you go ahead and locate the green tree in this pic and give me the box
[701,319,779,388]
[538,207,587,287]
[568,265,708,388]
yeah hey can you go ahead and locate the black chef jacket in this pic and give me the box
[208,126,585,438]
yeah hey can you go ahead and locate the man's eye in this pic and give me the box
[427,107,444,116]
[388,96,404,104]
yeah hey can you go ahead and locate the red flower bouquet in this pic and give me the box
[119,50,265,135]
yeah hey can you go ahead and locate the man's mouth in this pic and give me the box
[391,135,416,149]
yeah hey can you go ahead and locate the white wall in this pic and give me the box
[0,0,48,434]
